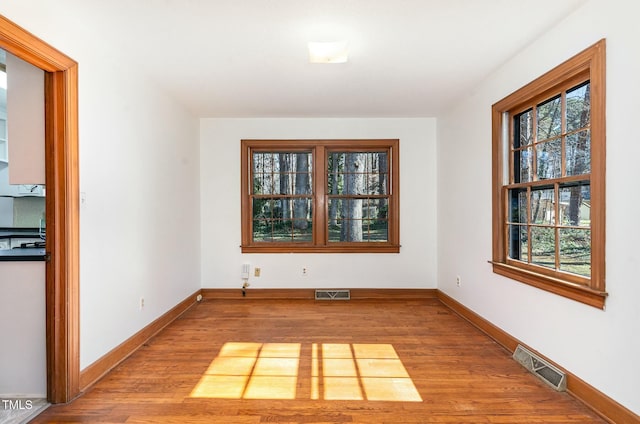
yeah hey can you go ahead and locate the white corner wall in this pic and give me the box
[437,0,640,415]
[0,4,202,372]
[200,118,437,290]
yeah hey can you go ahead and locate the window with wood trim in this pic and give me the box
[491,40,606,309]
[241,139,400,253]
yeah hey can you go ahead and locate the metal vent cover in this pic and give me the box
[513,344,567,391]
[315,289,350,300]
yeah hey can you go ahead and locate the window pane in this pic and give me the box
[253,152,313,195]
[531,226,555,269]
[272,220,292,241]
[537,96,562,141]
[365,219,388,242]
[331,152,387,195]
[253,219,273,242]
[566,82,590,133]
[559,228,590,277]
[290,152,312,195]
[253,153,274,195]
[327,198,388,242]
[328,198,343,242]
[566,130,591,176]
[253,198,270,219]
[514,147,532,183]
[376,152,389,194]
[530,188,555,225]
[536,139,561,180]
[362,198,388,242]
[508,224,528,261]
[508,189,527,224]
[291,197,312,222]
[327,153,343,196]
[340,198,363,242]
[559,184,590,227]
[253,173,267,195]
[515,109,533,147]
[292,219,313,242]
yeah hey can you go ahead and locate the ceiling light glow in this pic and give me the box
[308,41,349,64]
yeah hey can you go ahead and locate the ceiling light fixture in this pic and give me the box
[308,41,349,64]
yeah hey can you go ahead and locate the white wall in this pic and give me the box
[437,0,640,415]
[200,118,437,290]
[0,3,202,373]
[0,263,46,396]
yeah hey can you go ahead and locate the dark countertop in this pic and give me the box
[0,228,42,239]
[0,247,46,261]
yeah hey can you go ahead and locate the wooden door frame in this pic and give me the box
[0,15,80,403]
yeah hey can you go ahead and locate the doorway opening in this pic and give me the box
[0,15,80,403]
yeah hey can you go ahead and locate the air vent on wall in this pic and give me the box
[315,289,350,300]
[513,344,567,391]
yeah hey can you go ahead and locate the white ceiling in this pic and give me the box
[21,0,589,117]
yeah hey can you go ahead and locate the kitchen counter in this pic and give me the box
[0,247,46,261]
[0,228,46,261]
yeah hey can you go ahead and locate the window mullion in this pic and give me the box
[314,146,326,246]
[526,186,531,264]
[554,183,560,270]
[532,106,538,181]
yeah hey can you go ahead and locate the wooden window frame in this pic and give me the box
[241,139,400,253]
[491,40,606,309]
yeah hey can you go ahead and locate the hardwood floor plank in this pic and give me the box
[31,299,606,423]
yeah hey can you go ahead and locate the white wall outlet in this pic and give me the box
[302,267,308,277]
[139,297,145,310]
[456,276,461,287]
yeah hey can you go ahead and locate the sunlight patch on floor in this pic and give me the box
[191,342,422,402]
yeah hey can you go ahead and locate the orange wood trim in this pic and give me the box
[0,15,76,71]
[492,262,606,310]
[240,244,401,253]
[240,140,251,248]
[589,40,606,293]
[202,288,315,299]
[79,291,201,391]
[437,290,639,424]
[1,15,80,404]
[438,290,518,352]
[201,288,437,300]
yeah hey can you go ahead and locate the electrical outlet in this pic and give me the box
[139,297,145,310]
[302,267,308,277]
[456,276,461,287]
[254,267,261,277]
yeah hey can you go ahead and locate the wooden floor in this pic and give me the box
[32,299,606,423]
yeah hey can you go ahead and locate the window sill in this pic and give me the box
[490,261,607,309]
[241,244,401,254]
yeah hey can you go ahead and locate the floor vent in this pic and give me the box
[315,289,350,300]
[513,344,567,391]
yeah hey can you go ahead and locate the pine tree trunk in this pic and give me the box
[341,153,364,241]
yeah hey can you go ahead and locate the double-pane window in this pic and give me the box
[241,140,400,253]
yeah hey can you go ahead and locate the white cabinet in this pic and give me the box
[0,115,7,165]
